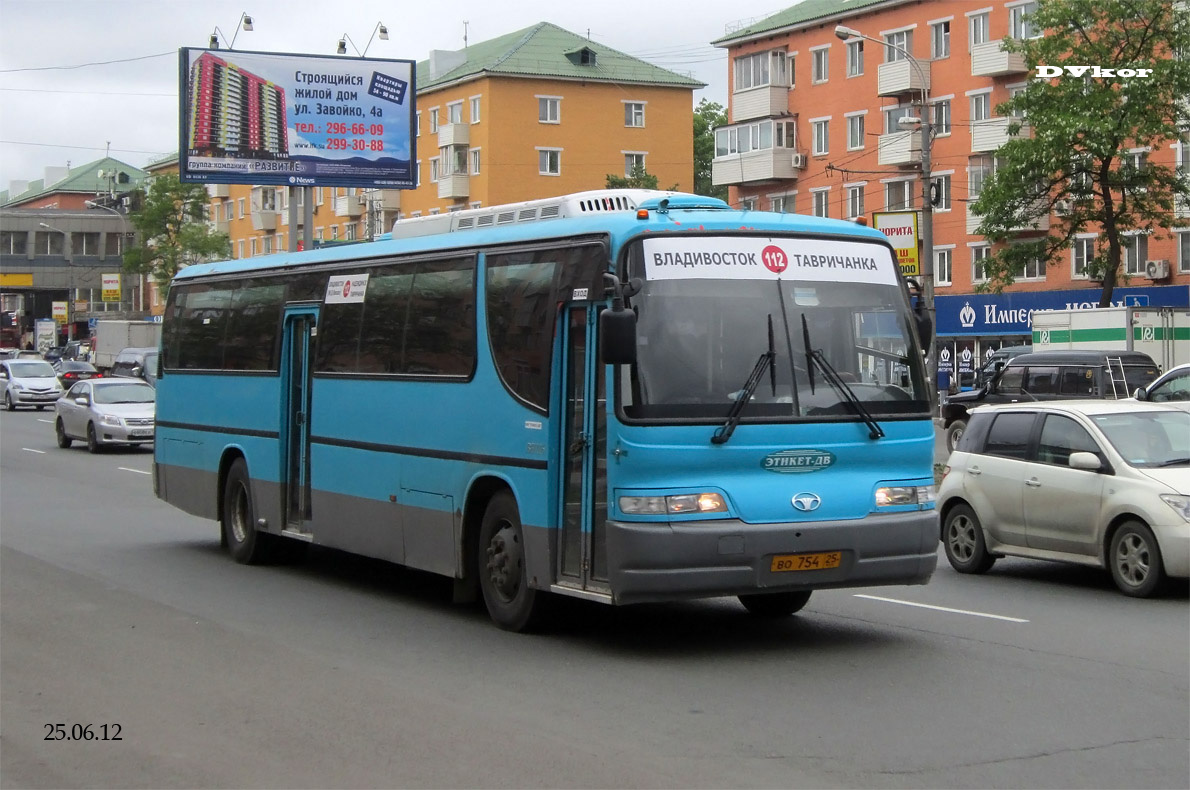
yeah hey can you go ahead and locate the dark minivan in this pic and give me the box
[109,346,159,388]
[940,350,1160,452]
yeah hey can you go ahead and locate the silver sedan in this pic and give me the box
[55,379,156,453]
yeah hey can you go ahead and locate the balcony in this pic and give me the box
[367,190,401,211]
[711,149,801,187]
[877,130,922,167]
[437,123,469,147]
[970,40,1027,77]
[971,117,1031,152]
[437,173,470,200]
[250,210,278,231]
[206,184,230,198]
[731,85,790,123]
[281,210,304,226]
[335,195,363,217]
[967,202,1050,235]
[877,58,930,98]
[210,218,229,234]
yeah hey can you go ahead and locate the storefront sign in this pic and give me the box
[102,273,121,302]
[872,211,919,276]
[936,285,1190,336]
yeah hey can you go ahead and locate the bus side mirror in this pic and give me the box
[915,313,932,350]
[600,307,637,365]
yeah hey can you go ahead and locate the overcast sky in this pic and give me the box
[0,0,793,189]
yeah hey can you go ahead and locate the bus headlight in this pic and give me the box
[875,486,935,508]
[619,493,728,515]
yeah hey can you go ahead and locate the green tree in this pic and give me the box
[605,164,678,190]
[971,0,1190,305]
[693,98,727,200]
[123,174,231,286]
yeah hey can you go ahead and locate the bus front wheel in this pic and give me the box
[222,458,274,564]
[738,590,812,617]
[478,492,546,632]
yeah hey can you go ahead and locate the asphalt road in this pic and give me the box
[1,408,1187,789]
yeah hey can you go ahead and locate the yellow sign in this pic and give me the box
[873,211,920,276]
[52,301,67,324]
[0,273,34,287]
[102,273,121,302]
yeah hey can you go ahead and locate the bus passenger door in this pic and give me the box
[282,307,318,535]
[559,305,608,592]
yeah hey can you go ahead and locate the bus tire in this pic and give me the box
[738,590,812,617]
[478,491,546,632]
[222,458,274,565]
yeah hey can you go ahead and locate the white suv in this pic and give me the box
[937,400,1189,597]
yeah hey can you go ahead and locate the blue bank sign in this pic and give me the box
[935,285,1190,336]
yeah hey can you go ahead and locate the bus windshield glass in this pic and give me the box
[621,234,929,421]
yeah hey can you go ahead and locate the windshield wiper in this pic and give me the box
[712,316,776,445]
[801,315,884,440]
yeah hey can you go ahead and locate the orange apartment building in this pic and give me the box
[713,0,1189,381]
[203,22,701,262]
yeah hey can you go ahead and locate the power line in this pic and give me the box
[0,139,170,156]
[0,51,174,73]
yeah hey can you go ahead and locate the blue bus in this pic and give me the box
[154,190,937,630]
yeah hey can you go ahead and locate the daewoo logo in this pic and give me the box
[761,449,836,474]
[1037,65,1154,79]
[792,493,822,512]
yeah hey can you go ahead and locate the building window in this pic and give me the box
[885,104,914,133]
[430,158,440,182]
[714,119,796,156]
[1010,2,1040,40]
[846,185,865,219]
[970,12,990,47]
[771,194,794,213]
[933,174,952,210]
[538,97,560,123]
[237,198,245,218]
[430,108,439,133]
[932,99,951,135]
[624,153,646,176]
[470,96,481,124]
[445,145,467,176]
[812,47,829,83]
[237,240,244,259]
[969,154,995,198]
[739,196,757,210]
[1124,234,1148,275]
[884,30,912,62]
[470,148,481,175]
[971,92,991,122]
[250,237,257,256]
[1017,253,1045,280]
[538,149,561,175]
[331,225,339,240]
[931,20,951,58]
[972,245,990,282]
[847,114,865,150]
[624,102,645,127]
[1073,235,1096,278]
[1178,231,1190,273]
[447,102,463,124]
[415,111,421,137]
[885,180,914,211]
[811,189,830,218]
[733,49,788,90]
[847,41,863,77]
[415,160,421,187]
[935,247,953,285]
[812,119,829,155]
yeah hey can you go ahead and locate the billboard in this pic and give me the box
[102,273,121,302]
[178,48,416,189]
[872,211,920,277]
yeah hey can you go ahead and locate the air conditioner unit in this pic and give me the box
[791,153,808,169]
[1145,259,1170,280]
[1053,200,1072,215]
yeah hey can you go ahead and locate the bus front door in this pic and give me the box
[559,305,609,593]
[282,307,317,535]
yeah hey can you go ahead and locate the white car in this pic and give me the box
[54,378,156,453]
[0,359,65,410]
[1133,362,1190,412]
[938,400,1189,597]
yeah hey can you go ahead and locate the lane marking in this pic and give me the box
[118,467,152,476]
[21,448,47,454]
[854,594,1029,623]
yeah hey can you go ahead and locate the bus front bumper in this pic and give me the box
[604,511,937,605]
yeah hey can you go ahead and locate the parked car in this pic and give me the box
[941,350,1160,452]
[0,359,65,410]
[1132,363,1190,412]
[60,340,92,362]
[0,348,40,360]
[42,346,64,364]
[54,360,102,386]
[973,345,1032,388]
[109,347,159,388]
[938,400,1189,597]
[55,378,156,452]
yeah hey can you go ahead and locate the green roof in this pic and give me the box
[1,156,148,207]
[713,0,907,45]
[417,21,704,92]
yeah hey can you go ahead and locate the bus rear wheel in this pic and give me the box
[478,492,546,632]
[738,590,812,617]
[222,458,275,564]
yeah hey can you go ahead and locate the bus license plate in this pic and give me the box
[770,551,841,572]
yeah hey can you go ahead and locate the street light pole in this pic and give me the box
[835,25,938,415]
[84,199,135,313]
[39,222,74,342]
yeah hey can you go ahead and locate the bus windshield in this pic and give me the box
[621,235,929,421]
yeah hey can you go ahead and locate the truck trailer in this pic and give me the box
[91,320,161,371]
[1031,306,1189,371]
